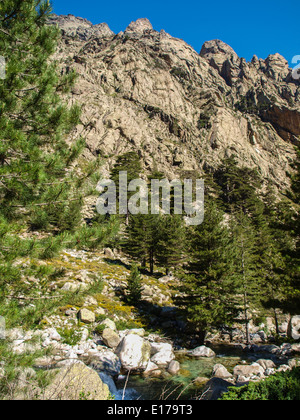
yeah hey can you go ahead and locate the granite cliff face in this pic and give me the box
[50,15,299,190]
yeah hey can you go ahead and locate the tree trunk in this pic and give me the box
[149,250,154,275]
[274,309,280,335]
[287,315,293,339]
[241,237,251,345]
[198,330,207,345]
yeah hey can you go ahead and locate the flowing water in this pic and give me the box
[115,345,251,400]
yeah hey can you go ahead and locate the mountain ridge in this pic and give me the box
[49,14,299,192]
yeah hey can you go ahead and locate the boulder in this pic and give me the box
[148,369,162,378]
[290,316,300,340]
[233,363,265,379]
[151,350,175,367]
[104,248,115,259]
[212,364,232,379]
[200,378,235,400]
[102,328,121,349]
[150,342,173,355]
[83,296,98,307]
[100,318,117,331]
[277,365,291,373]
[288,359,300,369]
[42,328,61,342]
[168,360,180,375]
[44,361,110,400]
[188,346,216,358]
[291,344,300,354]
[116,334,151,371]
[94,307,106,316]
[33,356,57,369]
[256,359,276,371]
[250,344,280,355]
[78,308,95,324]
[126,328,145,337]
[144,361,160,374]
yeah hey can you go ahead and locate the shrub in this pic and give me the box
[221,368,300,400]
[93,324,106,336]
[57,327,82,346]
[170,67,189,80]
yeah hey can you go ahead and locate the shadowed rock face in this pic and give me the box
[49,15,299,192]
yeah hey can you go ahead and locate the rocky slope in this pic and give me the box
[5,248,300,399]
[49,14,299,192]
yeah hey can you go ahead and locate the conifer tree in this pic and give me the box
[124,213,160,274]
[259,154,300,333]
[288,146,300,310]
[156,214,186,275]
[126,263,143,305]
[176,200,239,344]
[214,157,263,219]
[259,229,286,334]
[110,151,142,224]
[230,211,261,344]
[275,147,300,324]
[0,1,119,298]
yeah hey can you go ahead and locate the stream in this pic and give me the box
[114,345,253,400]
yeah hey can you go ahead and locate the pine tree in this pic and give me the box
[156,214,186,275]
[0,1,119,298]
[110,151,142,224]
[288,146,300,311]
[126,264,143,305]
[176,200,239,344]
[230,211,261,344]
[124,213,160,274]
[259,228,286,334]
[275,146,300,325]
[214,157,263,218]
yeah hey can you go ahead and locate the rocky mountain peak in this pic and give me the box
[265,53,290,80]
[50,14,299,193]
[200,39,239,61]
[199,39,240,78]
[48,14,114,40]
[125,18,153,34]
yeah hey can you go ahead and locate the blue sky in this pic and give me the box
[52,0,299,66]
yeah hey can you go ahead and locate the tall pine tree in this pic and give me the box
[177,200,239,344]
[0,1,119,298]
